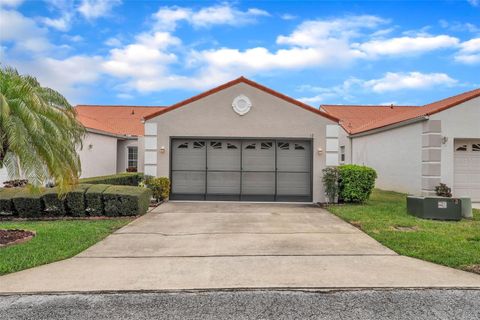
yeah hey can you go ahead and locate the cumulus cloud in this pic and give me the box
[153,3,269,31]
[467,0,479,7]
[354,35,459,57]
[77,0,121,20]
[364,72,457,92]
[0,0,23,7]
[455,38,480,64]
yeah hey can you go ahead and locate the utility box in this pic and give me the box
[407,196,462,221]
[460,197,473,219]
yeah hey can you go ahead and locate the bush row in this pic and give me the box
[79,172,144,186]
[0,184,152,218]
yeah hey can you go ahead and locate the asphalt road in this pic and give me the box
[1,289,479,320]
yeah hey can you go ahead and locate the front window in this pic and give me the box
[340,146,346,163]
[127,146,138,170]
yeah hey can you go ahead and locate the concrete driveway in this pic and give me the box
[1,202,479,293]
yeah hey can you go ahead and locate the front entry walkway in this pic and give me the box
[1,202,479,293]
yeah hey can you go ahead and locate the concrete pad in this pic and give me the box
[78,233,396,257]
[1,256,480,293]
[118,211,359,235]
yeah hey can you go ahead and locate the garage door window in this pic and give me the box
[473,144,480,152]
[456,144,467,151]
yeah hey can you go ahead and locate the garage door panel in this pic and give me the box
[242,140,275,171]
[171,171,205,194]
[241,172,275,196]
[276,141,311,172]
[207,140,241,171]
[206,172,241,195]
[454,140,480,201]
[277,172,311,196]
[172,140,206,171]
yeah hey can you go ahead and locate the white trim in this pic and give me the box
[145,122,157,136]
[326,125,339,138]
[145,136,157,150]
[326,138,339,152]
[144,164,157,177]
[144,150,157,165]
[326,153,339,166]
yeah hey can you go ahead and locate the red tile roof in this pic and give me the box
[322,88,480,134]
[143,76,340,122]
[75,105,165,136]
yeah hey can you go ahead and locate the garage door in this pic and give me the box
[454,140,480,201]
[171,139,312,202]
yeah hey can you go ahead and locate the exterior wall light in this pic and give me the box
[442,136,448,144]
[88,144,93,150]
[160,146,166,153]
[317,148,323,155]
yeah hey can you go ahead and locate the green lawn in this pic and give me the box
[0,218,132,275]
[328,189,480,271]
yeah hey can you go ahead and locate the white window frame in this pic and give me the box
[127,146,138,170]
[340,146,346,163]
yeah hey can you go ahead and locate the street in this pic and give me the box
[1,289,479,320]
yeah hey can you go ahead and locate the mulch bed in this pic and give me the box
[0,229,36,247]
[463,265,480,275]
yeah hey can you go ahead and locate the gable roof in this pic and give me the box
[75,105,165,136]
[321,105,420,134]
[143,76,340,122]
[322,88,480,135]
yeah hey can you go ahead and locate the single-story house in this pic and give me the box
[1,77,478,203]
[321,88,480,202]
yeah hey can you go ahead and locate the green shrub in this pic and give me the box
[322,167,339,203]
[85,184,110,216]
[41,188,67,216]
[103,185,152,216]
[338,164,377,203]
[65,184,92,216]
[0,188,22,216]
[80,173,143,186]
[12,189,45,218]
[145,177,170,202]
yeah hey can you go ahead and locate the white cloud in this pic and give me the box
[468,0,479,7]
[354,35,459,57]
[40,14,72,31]
[77,0,121,20]
[104,37,122,47]
[0,0,23,7]
[0,8,51,52]
[364,72,457,92]
[280,13,297,20]
[153,4,269,31]
[455,38,480,64]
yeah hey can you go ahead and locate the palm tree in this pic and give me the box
[0,66,85,192]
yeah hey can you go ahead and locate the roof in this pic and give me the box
[322,88,480,135]
[75,105,165,136]
[143,76,340,122]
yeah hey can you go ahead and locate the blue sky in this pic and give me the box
[1,0,479,107]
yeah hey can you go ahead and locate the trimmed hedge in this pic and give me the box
[12,189,45,218]
[85,184,110,216]
[42,188,67,216]
[103,186,152,216]
[0,188,22,216]
[66,184,92,217]
[80,173,143,186]
[338,164,377,203]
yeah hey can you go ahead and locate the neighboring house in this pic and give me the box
[322,88,480,202]
[75,105,164,178]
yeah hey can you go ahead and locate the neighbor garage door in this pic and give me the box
[171,139,312,202]
[454,140,480,201]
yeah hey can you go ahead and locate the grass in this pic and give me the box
[328,189,480,271]
[0,218,132,275]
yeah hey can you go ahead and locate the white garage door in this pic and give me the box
[170,138,312,202]
[454,140,480,201]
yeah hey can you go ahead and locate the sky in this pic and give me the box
[0,0,479,107]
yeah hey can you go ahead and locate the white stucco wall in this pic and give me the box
[145,82,338,202]
[429,97,480,193]
[78,131,118,178]
[351,122,423,194]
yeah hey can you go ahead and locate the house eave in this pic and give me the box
[349,116,429,138]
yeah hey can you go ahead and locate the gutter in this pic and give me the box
[85,127,138,140]
[349,116,429,138]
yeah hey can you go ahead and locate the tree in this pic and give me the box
[0,66,85,192]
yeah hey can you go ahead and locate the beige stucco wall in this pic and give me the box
[145,82,337,202]
[116,139,138,173]
[430,97,480,194]
[78,132,118,178]
[351,122,423,194]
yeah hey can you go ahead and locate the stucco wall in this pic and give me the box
[117,139,138,173]
[78,132,118,178]
[351,122,423,194]
[145,82,337,202]
[429,97,480,192]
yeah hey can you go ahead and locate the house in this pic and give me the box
[74,105,165,178]
[321,88,480,202]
